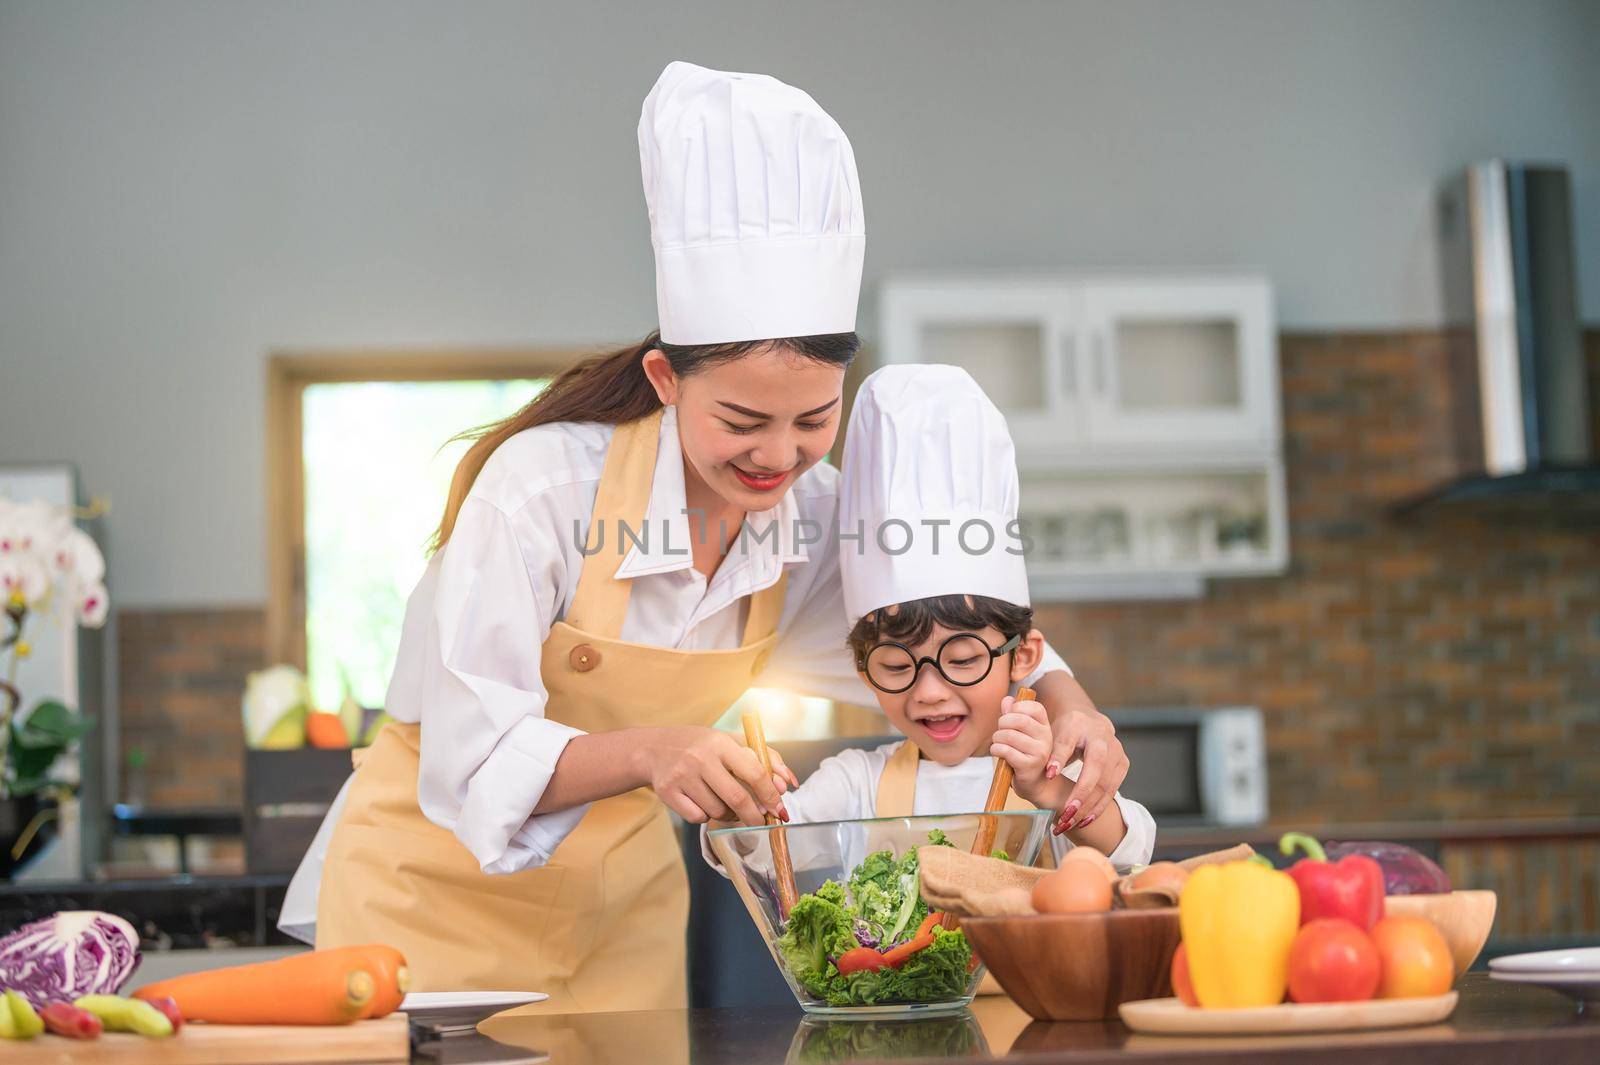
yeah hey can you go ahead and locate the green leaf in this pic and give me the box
[6,772,54,797]
[14,700,93,748]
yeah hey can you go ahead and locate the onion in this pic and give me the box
[0,911,141,1009]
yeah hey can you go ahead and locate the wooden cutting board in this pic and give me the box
[4,1014,409,1063]
[1119,993,1458,1035]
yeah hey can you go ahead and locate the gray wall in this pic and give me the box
[3,0,1598,606]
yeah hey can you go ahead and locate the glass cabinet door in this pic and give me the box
[1078,280,1275,449]
[880,283,1084,453]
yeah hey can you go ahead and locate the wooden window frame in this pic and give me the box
[264,347,593,669]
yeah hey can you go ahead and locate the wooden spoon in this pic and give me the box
[741,711,798,920]
[945,686,1035,930]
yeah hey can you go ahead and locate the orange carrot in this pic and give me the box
[321,945,410,1018]
[132,950,375,1025]
[878,914,941,969]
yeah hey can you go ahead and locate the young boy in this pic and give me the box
[708,364,1154,869]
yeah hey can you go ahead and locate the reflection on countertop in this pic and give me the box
[417,975,1598,1065]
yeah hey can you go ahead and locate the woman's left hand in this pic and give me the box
[1048,708,1129,830]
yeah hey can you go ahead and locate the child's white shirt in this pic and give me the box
[701,738,1156,873]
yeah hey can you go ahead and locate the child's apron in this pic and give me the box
[873,739,1041,997]
[315,408,789,1014]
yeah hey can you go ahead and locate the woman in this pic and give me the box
[282,61,1129,1014]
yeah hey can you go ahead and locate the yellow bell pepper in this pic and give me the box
[1179,859,1300,1008]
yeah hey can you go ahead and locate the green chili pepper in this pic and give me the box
[73,995,174,1038]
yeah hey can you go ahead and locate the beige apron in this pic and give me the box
[316,408,789,1014]
[873,739,1042,997]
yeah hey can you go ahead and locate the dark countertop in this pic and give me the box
[419,974,1598,1065]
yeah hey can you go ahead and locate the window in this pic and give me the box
[300,378,546,710]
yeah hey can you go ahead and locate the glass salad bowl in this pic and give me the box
[708,811,1052,1018]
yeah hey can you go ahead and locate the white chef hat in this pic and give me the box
[840,365,1031,626]
[638,61,866,345]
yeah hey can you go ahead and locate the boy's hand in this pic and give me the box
[990,695,1059,805]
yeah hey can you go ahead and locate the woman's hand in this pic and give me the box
[1030,671,1130,832]
[990,695,1059,807]
[632,726,798,826]
[1047,708,1130,831]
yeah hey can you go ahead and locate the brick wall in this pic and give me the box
[116,608,263,807]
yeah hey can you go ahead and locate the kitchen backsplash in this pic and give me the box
[118,607,262,807]
[118,329,1600,824]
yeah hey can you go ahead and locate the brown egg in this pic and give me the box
[1031,862,1114,914]
[1129,861,1190,896]
[1059,846,1119,883]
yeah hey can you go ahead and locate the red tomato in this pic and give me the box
[1287,918,1381,1003]
[835,946,888,975]
[1371,916,1454,999]
[1171,942,1199,1007]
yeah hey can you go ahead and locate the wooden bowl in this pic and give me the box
[963,910,1180,1021]
[1383,890,1497,977]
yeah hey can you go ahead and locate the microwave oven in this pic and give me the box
[1104,707,1267,827]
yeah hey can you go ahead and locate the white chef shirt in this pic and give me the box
[280,406,1073,940]
[702,739,1157,874]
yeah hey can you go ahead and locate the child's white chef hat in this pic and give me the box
[840,364,1030,626]
[638,61,866,345]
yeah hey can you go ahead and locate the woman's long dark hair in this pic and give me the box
[432,330,859,549]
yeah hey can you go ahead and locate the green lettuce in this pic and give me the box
[774,831,975,1007]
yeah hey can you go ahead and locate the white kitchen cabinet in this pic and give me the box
[881,282,1085,446]
[1078,279,1277,449]
[878,274,1287,600]
[882,275,1277,456]
[1016,457,1288,601]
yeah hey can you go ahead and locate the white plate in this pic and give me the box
[400,990,548,1014]
[1488,945,1600,974]
[1489,970,1600,1004]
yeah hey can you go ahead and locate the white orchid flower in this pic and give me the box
[76,582,110,628]
[0,554,50,609]
[0,499,111,624]
[58,527,107,587]
[5,500,69,556]
[0,502,25,559]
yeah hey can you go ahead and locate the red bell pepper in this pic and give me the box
[836,947,888,975]
[1279,832,1385,930]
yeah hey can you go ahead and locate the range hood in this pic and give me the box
[1409,161,1598,508]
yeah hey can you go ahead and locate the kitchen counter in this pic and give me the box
[419,974,1597,1064]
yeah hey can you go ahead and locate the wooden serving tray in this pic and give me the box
[1119,993,1458,1035]
[4,1013,409,1063]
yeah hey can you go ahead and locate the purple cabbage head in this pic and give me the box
[1325,841,1451,896]
[0,911,141,1008]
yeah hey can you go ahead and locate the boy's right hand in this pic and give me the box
[633,726,796,826]
[990,695,1059,806]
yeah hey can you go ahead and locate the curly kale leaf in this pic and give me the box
[777,889,859,998]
